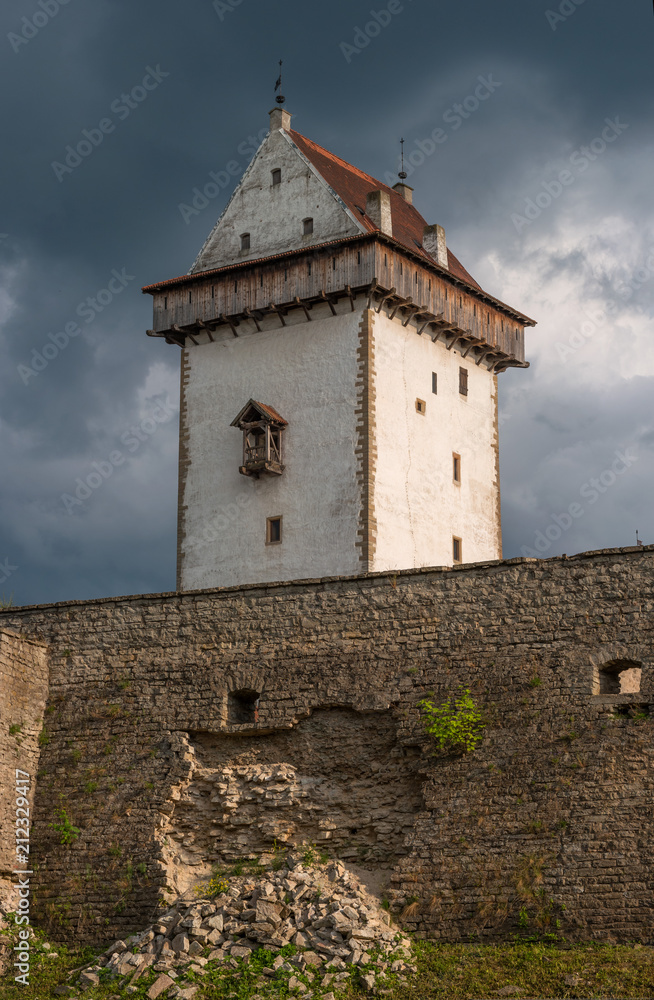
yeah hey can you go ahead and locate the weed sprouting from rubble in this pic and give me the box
[77,851,417,997]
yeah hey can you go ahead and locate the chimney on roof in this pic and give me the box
[366,189,393,237]
[269,107,292,131]
[392,182,413,204]
[423,224,448,269]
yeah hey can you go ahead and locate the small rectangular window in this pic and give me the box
[432,372,438,395]
[272,168,281,186]
[308,261,312,276]
[303,218,314,236]
[415,398,426,415]
[188,291,192,303]
[266,516,282,545]
[459,367,468,396]
[241,233,250,251]
[453,453,461,484]
[453,537,462,563]
[163,296,168,310]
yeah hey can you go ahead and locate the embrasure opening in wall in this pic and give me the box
[228,689,260,724]
[594,659,642,695]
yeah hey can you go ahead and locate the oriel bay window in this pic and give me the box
[231,399,287,478]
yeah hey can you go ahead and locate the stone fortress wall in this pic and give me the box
[0,546,652,944]
[0,631,49,883]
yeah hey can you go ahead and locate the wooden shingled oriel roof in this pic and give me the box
[231,399,288,429]
[287,129,482,289]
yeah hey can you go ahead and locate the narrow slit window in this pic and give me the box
[432,372,438,395]
[459,367,469,396]
[453,537,462,564]
[303,218,314,236]
[163,296,168,310]
[240,232,250,251]
[453,453,461,484]
[188,291,192,304]
[272,168,281,186]
[308,261,312,276]
[266,516,283,545]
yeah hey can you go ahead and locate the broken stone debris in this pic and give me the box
[79,856,416,995]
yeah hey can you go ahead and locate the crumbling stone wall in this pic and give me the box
[0,546,652,945]
[161,710,424,898]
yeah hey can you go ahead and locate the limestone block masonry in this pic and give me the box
[0,546,653,945]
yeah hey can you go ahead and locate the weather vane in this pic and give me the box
[274,60,285,105]
[398,138,407,181]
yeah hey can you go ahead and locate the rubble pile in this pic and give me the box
[78,855,416,997]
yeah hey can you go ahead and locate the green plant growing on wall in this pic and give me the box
[0,593,14,609]
[9,724,22,736]
[529,676,542,688]
[419,687,485,754]
[50,807,80,845]
[38,728,50,746]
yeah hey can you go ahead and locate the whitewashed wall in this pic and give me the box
[192,129,362,274]
[372,311,501,571]
[180,305,363,591]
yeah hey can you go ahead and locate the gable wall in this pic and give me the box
[191,129,362,274]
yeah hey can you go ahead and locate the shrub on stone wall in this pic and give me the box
[419,687,485,755]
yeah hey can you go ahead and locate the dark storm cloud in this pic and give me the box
[0,0,652,605]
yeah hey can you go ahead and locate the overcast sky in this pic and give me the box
[1,0,652,607]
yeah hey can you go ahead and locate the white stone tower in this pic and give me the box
[144,107,535,591]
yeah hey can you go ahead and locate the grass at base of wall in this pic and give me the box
[0,939,652,999]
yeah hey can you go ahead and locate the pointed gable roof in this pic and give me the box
[231,399,288,428]
[287,129,482,290]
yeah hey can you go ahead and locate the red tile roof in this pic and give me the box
[287,129,482,290]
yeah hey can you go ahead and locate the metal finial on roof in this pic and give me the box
[274,60,285,105]
[398,138,407,181]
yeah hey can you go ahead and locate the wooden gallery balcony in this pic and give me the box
[143,236,535,374]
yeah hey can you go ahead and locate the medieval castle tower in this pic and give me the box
[144,107,535,591]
